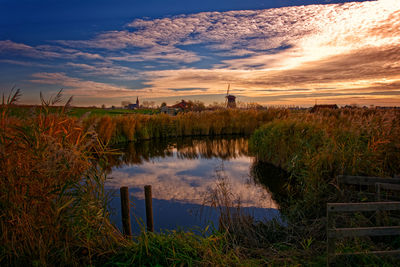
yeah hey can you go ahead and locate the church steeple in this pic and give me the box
[136,96,139,106]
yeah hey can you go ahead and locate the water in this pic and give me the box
[105,136,287,233]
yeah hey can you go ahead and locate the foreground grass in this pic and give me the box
[103,230,260,267]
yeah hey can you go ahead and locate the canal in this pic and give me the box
[105,136,287,233]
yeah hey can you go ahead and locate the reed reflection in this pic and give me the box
[250,160,290,208]
[106,136,250,171]
[106,137,286,232]
[106,137,280,209]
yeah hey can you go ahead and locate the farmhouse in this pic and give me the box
[160,100,189,115]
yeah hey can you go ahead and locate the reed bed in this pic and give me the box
[0,91,125,266]
[85,108,290,145]
[249,108,400,255]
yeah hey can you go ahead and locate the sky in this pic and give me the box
[1,0,399,107]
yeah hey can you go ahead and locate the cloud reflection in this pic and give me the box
[106,138,279,209]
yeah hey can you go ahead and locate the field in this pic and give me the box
[1,91,400,266]
[8,104,158,118]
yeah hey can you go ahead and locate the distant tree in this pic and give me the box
[161,102,167,107]
[101,104,106,109]
[208,102,224,110]
[121,101,131,108]
[142,101,149,108]
[246,102,263,109]
[191,100,205,111]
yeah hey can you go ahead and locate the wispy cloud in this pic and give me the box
[30,72,149,98]
[0,40,103,60]
[65,62,140,80]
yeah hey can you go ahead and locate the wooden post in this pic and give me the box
[376,183,381,201]
[144,185,154,232]
[120,186,132,237]
[327,205,335,266]
[376,183,382,226]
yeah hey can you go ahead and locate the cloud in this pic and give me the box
[3,0,400,106]
[65,62,140,80]
[0,40,103,60]
[107,155,278,209]
[0,59,50,67]
[170,88,208,92]
[132,0,400,105]
[29,72,149,98]
[109,46,201,63]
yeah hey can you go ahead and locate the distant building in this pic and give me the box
[160,100,189,115]
[226,95,236,108]
[160,106,180,115]
[310,104,338,113]
[171,100,189,110]
[128,97,140,110]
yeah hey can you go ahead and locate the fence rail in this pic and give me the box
[337,175,400,186]
[327,201,400,265]
[327,175,400,266]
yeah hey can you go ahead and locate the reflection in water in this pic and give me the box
[105,137,286,232]
[105,137,249,170]
[250,161,289,205]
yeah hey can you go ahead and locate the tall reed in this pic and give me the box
[250,108,400,232]
[86,108,290,145]
[0,91,123,266]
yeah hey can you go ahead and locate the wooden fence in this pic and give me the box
[327,175,400,265]
[337,175,400,187]
[327,202,400,265]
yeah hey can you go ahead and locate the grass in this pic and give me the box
[7,104,158,118]
[68,107,158,117]
[104,229,259,267]
[3,89,400,265]
[248,108,400,264]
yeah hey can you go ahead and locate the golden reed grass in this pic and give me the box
[86,108,290,145]
[0,90,124,266]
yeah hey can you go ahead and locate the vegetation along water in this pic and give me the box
[1,90,400,266]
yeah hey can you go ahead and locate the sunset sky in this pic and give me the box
[1,0,399,107]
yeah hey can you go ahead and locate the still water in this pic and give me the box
[105,137,287,233]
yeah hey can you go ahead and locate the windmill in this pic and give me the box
[225,84,236,108]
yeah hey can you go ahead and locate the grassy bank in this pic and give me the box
[249,108,400,263]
